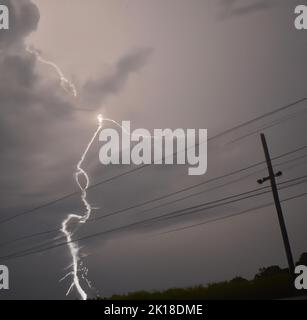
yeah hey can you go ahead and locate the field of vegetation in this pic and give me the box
[99,252,307,300]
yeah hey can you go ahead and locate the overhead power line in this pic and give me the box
[229,105,307,144]
[150,177,307,224]
[1,97,306,225]
[1,140,307,227]
[158,192,307,235]
[2,176,307,262]
[1,149,307,249]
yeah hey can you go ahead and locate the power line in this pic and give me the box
[1,97,306,225]
[158,203,276,235]
[1,149,307,249]
[2,182,307,262]
[229,104,307,144]
[158,192,307,235]
[2,176,307,262]
[0,229,60,249]
[91,151,307,223]
[149,177,307,224]
[1,185,271,260]
[208,97,307,141]
[1,141,307,229]
[0,165,150,225]
[0,167,262,249]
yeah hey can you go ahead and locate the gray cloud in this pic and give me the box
[82,47,153,108]
[0,0,39,49]
[0,1,153,210]
[0,1,82,212]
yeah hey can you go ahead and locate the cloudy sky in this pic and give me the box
[0,0,307,299]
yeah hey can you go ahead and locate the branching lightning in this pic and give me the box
[27,44,101,299]
[60,114,103,300]
[27,45,176,300]
[26,46,77,97]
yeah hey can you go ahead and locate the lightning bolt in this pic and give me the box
[27,45,101,299]
[60,115,167,300]
[26,45,181,300]
[26,45,77,98]
[60,114,103,300]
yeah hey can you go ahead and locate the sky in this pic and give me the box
[0,0,307,299]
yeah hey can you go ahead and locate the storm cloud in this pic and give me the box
[0,1,153,209]
[82,47,153,108]
[0,0,39,49]
[0,0,306,300]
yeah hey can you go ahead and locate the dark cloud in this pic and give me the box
[0,1,153,210]
[0,2,77,209]
[0,0,39,49]
[82,47,153,108]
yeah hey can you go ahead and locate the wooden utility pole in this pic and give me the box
[259,133,295,275]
